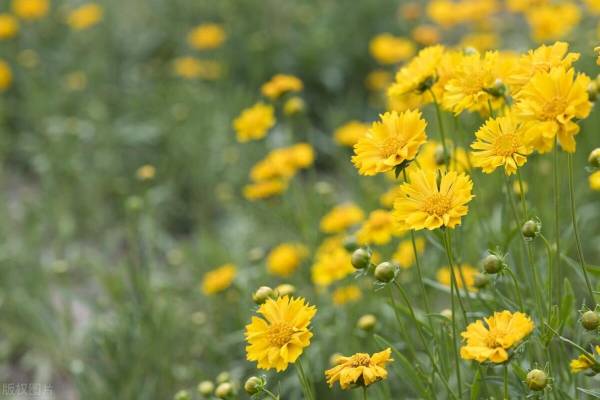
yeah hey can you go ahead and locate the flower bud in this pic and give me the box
[374,262,396,282]
[357,314,377,331]
[216,372,230,384]
[197,381,214,396]
[522,220,540,239]
[253,286,276,304]
[351,248,371,269]
[434,144,446,166]
[440,309,452,320]
[343,236,359,252]
[588,81,598,102]
[482,254,503,274]
[275,283,295,297]
[526,369,548,391]
[244,376,263,395]
[283,96,305,116]
[581,310,600,331]
[174,390,191,400]
[473,273,489,289]
[588,148,600,169]
[214,382,233,399]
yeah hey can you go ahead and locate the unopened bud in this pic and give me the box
[522,220,540,239]
[357,314,377,331]
[343,236,359,252]
[351,248,371,269]
[197,381,214,396]
[483,254,503,274]
[244,376,263,395]
[526,369,548,391]
[473,273,489,289]
[253,286,276,304]
[275,283,295,297]
[215,382,233,398]
[374,262,396,282]
[581,310,600,331]
[216,372,230,384]
[440,309,452,320]
[588,81,598,102]
[434,145,446,165]
[588,148,600,168]
[174,390,191,400]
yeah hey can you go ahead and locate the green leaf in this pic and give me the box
[560,278,575,329]
[577,387,600,398]
[470,368,481,400]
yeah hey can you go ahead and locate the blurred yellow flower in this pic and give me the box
[506,0,549,13]
[173,57,221,80]
[357,209,402,245]
[436,264,478,291]
[201,263,236,295]
[0,60,12,92]
[187,23,226,50]
[411,25,440,46]
[64,71,87,91]
[379,185,403,208]
[332,285,362,305]
[333,121,369,147]
[427,0,498,28]
[325,348,393,389]
[590,171,600,191]
[136,164,156,181]
[460,32,499,52]
[67,3,103,31]
[311,247,354,287]
[470,115,534,175]
[570,346,600,373]
[401,2,421,20]
[393,169,474,231]
[352,110,427,176]
[233,102,275,142]
[460,311,534,363]
[243,179,287,201]
[369,34,415,65]
[261,74,303,99]
[320,203,364,234]
[266,243,308,277]
[514,67,591,153]
[365,69,392,92]
[586,0,600,14]
[0,14,19,39]
[513,180,529,195]
[283,96,305,116]
[595,46,600,66]
[245,296,316,372]
[526,3,580,43]
[12,0,49,20]
[249,143,314,184]
[393,237,425,268]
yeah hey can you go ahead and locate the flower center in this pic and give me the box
[540,97,567,120]
[350,353,371,367]
[422,193,452,216]
[267,322,295,347]
[484,328,507,348]
[492,133,520,156]
[379,135,406,158]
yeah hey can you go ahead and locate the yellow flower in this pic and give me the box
[332,285,362,305]
[514,67,591,153]
[289,143,314,169]
[311,247,354,287]
[243,180,288,201]
[411,25,440,46]
[249,143,314,182]
[460,32,499,52]
[470,116,534,175]
[261,74,303,99]
[0,14,19,39]
[379,185,403,208]
[12,0,49,20]
[356,209,402,246]
[586,0,600,14]
[393,169,474,231]
[173,57,221,80]
[283,96,305,116]
[64,71,87,91]
[187,23,226,50]
[0,60,12,92]
[427,0,498,27]
[325,348,393,389]
[570,346,600,373]
[393,237,425,268]
[201,263,236,295]
[590,171,600,191]
[320,203,364,234]
[352,110,427,176]
[365,69,392,92]
[67,3,102,30]
[506,0,550,13]
[245,296,316,372]
[233,102,276,142]
[436,264,479,291]
[334,121,369,147]
[460,311,535,363]
[266,243,308,277]
[526,3,580,43]
[136,164,155,181]
[369,34,415,65]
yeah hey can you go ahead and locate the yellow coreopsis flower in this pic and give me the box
[369,34,415,65]
[233,102,276,142]
[352,110,427,176]
[364,69,392,92]
[325,348,393,389]
[586,0,600,14]
[136,164,155,181]
[525,3,580,43]
[245,296,316,372]
[506,0,550,13]
[411,25,440,46]
[173,57,221,80]
[12,0,49,20]
[201,263,237,295]
[393,237,425,268]
[311,247,354,287]
[320,203,364,234]
[436,264,479,291]
[243,180,288,201]
[0,14,19,39]
[332,285,362,305]
[570,346,600,373]
[514,67,591,153]
[460,311,535,363]
[334,121,369,147]
[67,3,102,30]
[0,60,12,92]
[266,243,308,277]
[470,116,535,175]
[590,171,600,191]
[187,23,226,50]
[459,32,499,52]
[356,209,402,245]
[393,169,474,231]
[261,74,303,99]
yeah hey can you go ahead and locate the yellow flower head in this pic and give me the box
[526,3,580,43]
[0,14,19,39]
[506,0,550,13]
[332,285,362,305]
[283,96,305,116]
[470,115,535,175]
[393,237,425,268]
[12,0,49,20]
[356,209,402,246]
[369,34,415,65]
[570,346,600,373]
[365,69,392,92]
[590,171,600,191]
[311,246,354,287]
[412,25,440,46]
[352,110,427,176]
[460,311,535,363]
[0,60,12,92]
[243,180,287,201]
[187,23,226,50]
[233,102,276,143]
[393,169,474,231]
[136,164,156,181]
[261,74,303,99]
[436,264,479,291]
[201,263,236,295]
[334,121,369,147]
[514,67,591,153]
[173,57,221,80]
[460,32,499,52]
[325,348,393,389]
[67,3,102,30]
[250,143,314,182]
[245,296,316,372]
[266,243,308,277]
[320,203,364,234]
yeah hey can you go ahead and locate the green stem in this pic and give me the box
[387,286,418,361]
[263,388,279,400]
[429,89,448,163]
[442,230,468,321]
[363,386,368,400]
[503,363,509,400]
[296,358,315,400]
[540,234,554,322]
[503,267,525,311]
[567,153,595,305]
[552,140,561,305]
[515,167,527,219]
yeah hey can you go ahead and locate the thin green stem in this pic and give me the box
[503,267,524,311]
[363,386,368,400]
[503,363,509,400]
[296,358,315,400]
[442,230,468,321]
[552,140,561,305]
[428,89,448,163]
[540,234,554,322]
[262,388,279,400]
[515,167,527,219]
[387,286,418,361]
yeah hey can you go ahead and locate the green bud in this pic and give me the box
[343,236,359,252]
[174,390,191,400]
[357,314,377,330]
[215,382,233,398]
[473,273,489,289]
[526,369,548,391]
[581,310,600,331]
[253,286,276,305]
[374,262,396,282]
[522,220,540,239]
[351,248,371,269]
[588,148,600,168]
[482,254,503,274]
[197,381,214,396]
[244,376,263,395]
[216,372,230,384]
